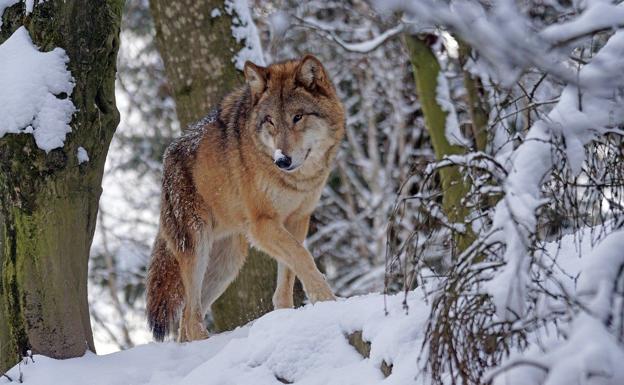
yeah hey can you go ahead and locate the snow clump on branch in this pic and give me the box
[0,26,75,152]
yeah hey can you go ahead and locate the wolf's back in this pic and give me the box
[146,235,183,341]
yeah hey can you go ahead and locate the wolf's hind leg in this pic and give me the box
[177,229,212,342]
[200,234,248,316]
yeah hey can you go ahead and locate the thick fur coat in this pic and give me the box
[146,55,345,342]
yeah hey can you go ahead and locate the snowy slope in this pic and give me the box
[1,292,429,385]
[3,229,620,385]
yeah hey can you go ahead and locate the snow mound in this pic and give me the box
[1,292,429,385]
[0,26,75,152]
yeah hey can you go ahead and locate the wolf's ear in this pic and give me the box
[244,61,267,101]
[296,55,330,93]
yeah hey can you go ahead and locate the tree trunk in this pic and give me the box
[458,40,489,153]
[0,0,123,373]
[150,0,278,332]
[404,34,475,255]
[210,249,275,331]
[150,0,245,129]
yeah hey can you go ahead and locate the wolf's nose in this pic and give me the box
[275,155,292,169]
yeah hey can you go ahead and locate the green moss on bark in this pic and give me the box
[404,34,475,255]
[458,41,489,152]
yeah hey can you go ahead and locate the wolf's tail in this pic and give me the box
[146,235,184,341]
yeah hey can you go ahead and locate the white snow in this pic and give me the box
[330,24,403,53]
[0,26,75,152]
[8,230,620,384]
[483,29,624,321]
[490,230,624,385]
[225,0,266,70]
[577,230,624,315]
[300,18,403,53]
[1,292,430,385]
[268,11,290,38]
[540,2,624,45]
[373,0,624,85]
[24,0,33,12]
[0,0,46,16]
[77,146,89,164]
[210,7,221,18]
[0,0,19,28]
[435,72,469,147]
[335,24,404,53]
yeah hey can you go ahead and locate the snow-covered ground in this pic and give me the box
[1,292,429,385]
[4,227,622,384]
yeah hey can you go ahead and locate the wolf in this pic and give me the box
[145,55,345,342]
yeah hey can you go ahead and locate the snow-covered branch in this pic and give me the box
[490,230,624,385]
[376,0,624,84]
[486,29,624,320]
[296,17,404,53]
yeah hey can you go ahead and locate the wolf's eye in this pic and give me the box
[293,114,303,124]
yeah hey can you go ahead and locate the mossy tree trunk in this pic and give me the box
[404,34,475,255]
[150,0,279,332]
[0,0,123,373]
[458,40,489,153]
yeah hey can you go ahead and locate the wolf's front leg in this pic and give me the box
[273,216,311,308]
[250,217,335,304]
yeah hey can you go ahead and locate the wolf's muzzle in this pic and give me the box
[275,155,292,169]
[273,148,293,170]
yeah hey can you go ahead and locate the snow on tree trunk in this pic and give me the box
[149,0,276,332]
[0,0,123,373]
[150,0,262,129]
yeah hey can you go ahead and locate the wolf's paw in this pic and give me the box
[272,293,294,309]
[184,322,209,342]
[308,285,336,303]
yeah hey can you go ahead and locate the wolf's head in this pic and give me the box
[244,55,344,173]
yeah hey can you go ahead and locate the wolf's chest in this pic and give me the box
[262,179,321,218]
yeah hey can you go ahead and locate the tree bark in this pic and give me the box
[404,34,475,255]
[458,41,489,153]
[150,0,244,129]
[150,0,278,333]
[0,0,123,373]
